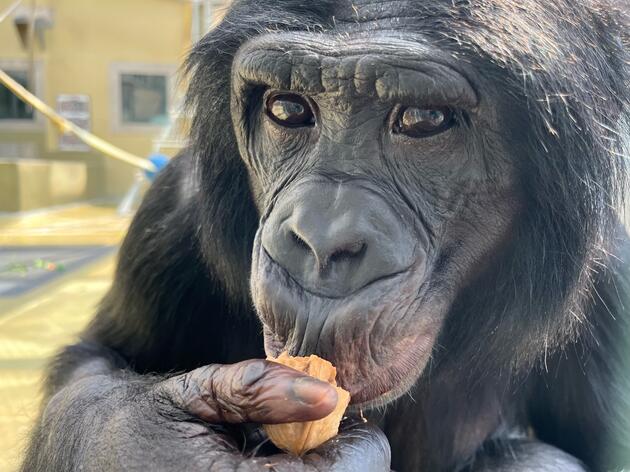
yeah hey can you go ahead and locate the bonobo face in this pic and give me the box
[231,31,520,407]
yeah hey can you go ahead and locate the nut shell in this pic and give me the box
[263,352,351,456]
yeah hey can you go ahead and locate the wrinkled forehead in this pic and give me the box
[331,0,454,27]
[232,32,478,108]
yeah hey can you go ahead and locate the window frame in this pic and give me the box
[110,63,177,133]
[0,59,45,131]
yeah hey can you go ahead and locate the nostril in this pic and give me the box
[329,241,366,264]
[290,231,311,252]
[287,227,366,269]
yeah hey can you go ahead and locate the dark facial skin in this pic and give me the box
[232,32,520,407]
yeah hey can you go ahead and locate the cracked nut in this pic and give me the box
[263,352,351,456]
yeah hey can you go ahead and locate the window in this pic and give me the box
[0,70,34,121]
[111,64,176,131]
[121,74,168,125]
[0,60,43,130]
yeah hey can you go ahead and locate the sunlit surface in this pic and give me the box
[0,205,131,246]
[0,205,129,471]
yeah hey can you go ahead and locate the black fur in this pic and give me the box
[22,1,629,471]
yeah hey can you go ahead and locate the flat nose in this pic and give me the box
[288,212,367,271]
[261,182,415,298]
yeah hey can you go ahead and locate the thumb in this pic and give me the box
[156,359,339,424]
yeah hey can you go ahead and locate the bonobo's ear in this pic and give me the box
[182,0,337,303]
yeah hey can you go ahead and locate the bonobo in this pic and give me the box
[22,0,629,471]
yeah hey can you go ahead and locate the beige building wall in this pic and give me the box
[0,0,196,204]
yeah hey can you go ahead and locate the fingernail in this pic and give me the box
[292,377,337,406]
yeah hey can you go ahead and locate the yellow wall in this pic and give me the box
[0,0,193,200]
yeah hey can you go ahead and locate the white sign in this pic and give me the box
[57,94,91,152]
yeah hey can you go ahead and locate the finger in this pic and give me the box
[156,359,338,425]
[304,420,392,472]
[250,420,391,472]
[182,420,391,472]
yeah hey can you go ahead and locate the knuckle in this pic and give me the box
[168,372,201,411]
[178,366,216,403]
[212,362,271,423]
[155,368,214,416]
[239,360,269,388]
[179,371,201,402]
[155,363,275,424]
[219,363,253,398]
[231,360,275,403]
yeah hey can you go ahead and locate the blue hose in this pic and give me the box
[144,154,169,182]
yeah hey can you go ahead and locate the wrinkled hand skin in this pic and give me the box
[22,359,391,472]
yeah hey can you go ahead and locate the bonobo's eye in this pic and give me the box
[265,92,315,128]
[394,106,456,138]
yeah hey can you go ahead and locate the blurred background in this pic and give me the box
[0,1,230,469]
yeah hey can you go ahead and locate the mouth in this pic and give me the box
[262,315,438,407]
[251,234,443,407]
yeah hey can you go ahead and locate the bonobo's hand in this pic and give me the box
[85,359,391,471]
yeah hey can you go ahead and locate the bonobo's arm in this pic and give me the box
[21,156,391,471]
[23,345,390,471]
[466,440,587,472]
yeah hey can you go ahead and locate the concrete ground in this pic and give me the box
[0,205,129,471]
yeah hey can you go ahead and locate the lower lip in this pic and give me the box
[337,333,437,408]
[339,368,419,408]
[346,384,411,410]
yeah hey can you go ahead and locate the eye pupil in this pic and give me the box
[396,106,455,137]
[266,93,314,127]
